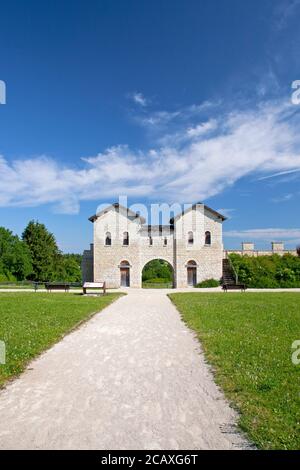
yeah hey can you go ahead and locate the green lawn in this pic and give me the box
[0,292,122,387]
[142,281,173,289]
[0,284,34,289]
[169,292,300,450]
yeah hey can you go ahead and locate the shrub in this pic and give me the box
[195,278,220,288]
[0,272,17,282]
[253,277,279,289]
[275,267,296,283]
[229,253,300,288]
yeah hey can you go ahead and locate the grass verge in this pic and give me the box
[0,292,122,387]
[169,292,300,450]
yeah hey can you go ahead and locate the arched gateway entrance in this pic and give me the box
[142,259,174,288]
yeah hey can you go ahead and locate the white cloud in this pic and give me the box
[271,193,295,203]
[130,92,148,107]
[138,110,181,128]
[186,119,217,138]
[1,98,300,214]
[224,228,300,241]
[136,100,220,130]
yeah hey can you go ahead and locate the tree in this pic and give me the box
[142,259,172,281]
[54,254,82,282]
[22,221,60,281]
[0,227,32,280]
[297,245,300,257]
[229,253,300,288]
[62,254,82,282]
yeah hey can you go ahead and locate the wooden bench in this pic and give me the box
[83,282,106,295]
[222,283,246,292]
[45,282,70,293]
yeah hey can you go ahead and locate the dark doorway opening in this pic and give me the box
[187,260,197,286]
[120,261,130,287]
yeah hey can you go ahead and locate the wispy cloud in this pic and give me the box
[138,110,181,128]
[271,193,296,203]
[257,168,300,181]
[225,228,300,241]
[1,98,300,214]
[186,119,217,138]
[272,0,300,31]
[136,100,220,130]
[129,91,148,107]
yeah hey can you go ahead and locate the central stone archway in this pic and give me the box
[141,259,174,288]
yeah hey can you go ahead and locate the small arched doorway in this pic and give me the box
[120,260,130,287]
[142,259,174,288]
[187,260,197,286]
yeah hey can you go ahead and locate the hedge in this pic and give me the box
[229,253,300,288]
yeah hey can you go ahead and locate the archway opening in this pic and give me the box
[142,259,174,288]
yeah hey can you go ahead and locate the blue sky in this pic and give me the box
[1,0,300,252]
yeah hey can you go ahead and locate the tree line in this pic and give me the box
[0,221,82,283]
[229,252,300,288]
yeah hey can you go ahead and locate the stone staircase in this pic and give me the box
[222,258,237,285]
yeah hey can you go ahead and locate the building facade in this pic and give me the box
[82,202,226,288]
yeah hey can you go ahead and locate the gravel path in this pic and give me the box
[0,289,249,450]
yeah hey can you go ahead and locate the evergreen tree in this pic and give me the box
[0,227,32,280]
[22,221,60,281]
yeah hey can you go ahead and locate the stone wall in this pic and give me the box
[174,205,223,287]
[93,207,143,288]
[224,241,297,258]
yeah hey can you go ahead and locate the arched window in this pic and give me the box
[205,231,211,245]
[149,236,153,246]
[188,231,194,245]
[187,260,197,267]
[120,260,130,267]
[105,232,111,246]
[123,231,129,246]
[164,237,167,246]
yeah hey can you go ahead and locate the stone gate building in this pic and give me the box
[82,202,226,288]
